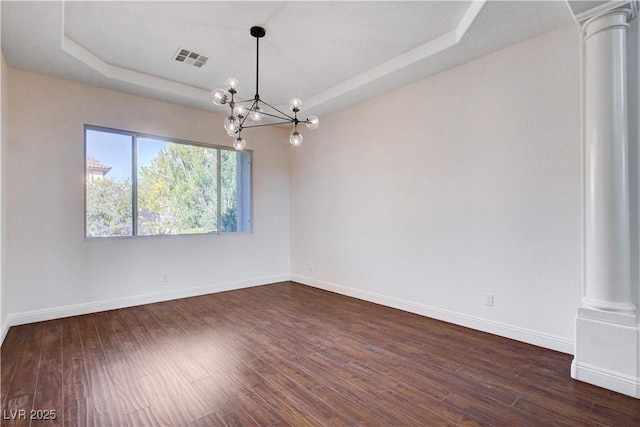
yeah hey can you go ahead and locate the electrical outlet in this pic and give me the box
[162,273,169,283]
[484,293,494,306]
[308,262,314,271]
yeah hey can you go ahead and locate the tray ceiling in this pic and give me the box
[1,1,586,117]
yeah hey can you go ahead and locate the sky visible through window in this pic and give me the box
[86,130,170,181]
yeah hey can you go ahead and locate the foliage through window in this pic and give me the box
[85,126,251,237]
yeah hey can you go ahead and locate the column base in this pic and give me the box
[572,309,640,398]
[582,297,637,314]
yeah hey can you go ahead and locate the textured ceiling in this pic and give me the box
[1,1,590,118]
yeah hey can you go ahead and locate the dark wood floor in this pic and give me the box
[1,282,639,426]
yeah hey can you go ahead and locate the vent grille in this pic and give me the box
[173,48,208,68]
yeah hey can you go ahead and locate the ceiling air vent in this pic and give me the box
[173,48,208,68]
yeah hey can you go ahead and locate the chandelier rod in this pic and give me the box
[250,26,267,99]
[255,34,260,98]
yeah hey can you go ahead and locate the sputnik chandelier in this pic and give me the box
[211,26,319,151]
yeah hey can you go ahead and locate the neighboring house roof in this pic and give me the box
[86,159,112,173]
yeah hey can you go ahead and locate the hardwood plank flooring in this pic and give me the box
[1,281,639,426]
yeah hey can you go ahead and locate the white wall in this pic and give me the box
[290,24,582,354]
[4,69,291,325]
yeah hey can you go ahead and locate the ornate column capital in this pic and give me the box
[582,9,631,40]
[577,1,637,30]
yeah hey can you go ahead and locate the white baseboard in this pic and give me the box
[0,317,9,347]
[1,274,290,343]
[291,274,574,355]
[571,360,640,398]
[2,274,574,356]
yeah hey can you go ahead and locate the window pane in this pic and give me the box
[220,149,238,232]
[220,150,251,232]
[137,138,218,235]
[85,130,133,237]
[220,150,251,233]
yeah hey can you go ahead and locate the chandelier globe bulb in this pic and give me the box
[289,98,302,112]
[289,131,303,146]
[233,137,247,151]
[305,115,319,130]
[224,116,240,133]
[211,88,228,106]
[250,106,264,122]
[234,105,248,118]
[225,78,240,93]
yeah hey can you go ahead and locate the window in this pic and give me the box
[85,126,251,238]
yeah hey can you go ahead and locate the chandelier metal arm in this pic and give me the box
[241,120,296,129]
[236,98,258,104]
[258,98,296,121]
[235,98,296,122]
[248,108,294,122]
[237,99,260,129]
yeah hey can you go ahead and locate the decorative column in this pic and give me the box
[572,3,639,399]
[583,9,636,314]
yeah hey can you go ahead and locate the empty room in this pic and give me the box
[1,0,639,425]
